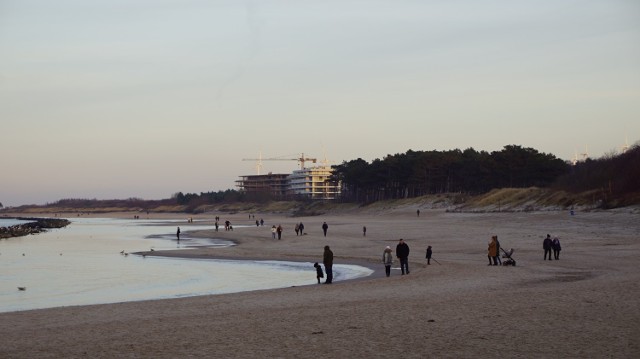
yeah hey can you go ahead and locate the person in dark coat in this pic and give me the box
[543,234,553,260]
[552,237,562,260]
[396,238,410,275]
[322,222,329,237]
[426,245,432,265]
[314,262,324,284]
[176,227,180,241]
[323,245,333,284]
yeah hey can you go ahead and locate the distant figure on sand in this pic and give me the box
[382,246,393,277]
[417,209,420,217]
[295,223,300,236]
[363,226,367,237]
[322,222,329,237]
[552,237,562,260]
[176,227,180,241]
[488,236,498,265]
[314,262,324,284]
[271,225,277,239]
[426,245,432,265]
[543,234,553,260]
[494,236,502,265]
[396,239,410,275]
[323,245,333,284]
[277,224,283,240]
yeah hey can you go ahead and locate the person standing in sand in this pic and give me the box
[494,236,502,265]
[314,262,324,284]
[176,227,180,241]
[323,245,333,284]
[382,246,393,277]
[552,237,562,260]
[426,245,433,265]
[276,225,283,240]
[322,222,329,237]
[271,225,277,239]
[488,236,498,265]
[543,234,553,260]
[396,238,410,275]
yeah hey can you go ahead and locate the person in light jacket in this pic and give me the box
[382,246,393,277]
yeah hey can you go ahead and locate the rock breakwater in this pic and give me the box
[0,218,71,239]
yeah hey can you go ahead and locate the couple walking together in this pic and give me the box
[383,239,410,277]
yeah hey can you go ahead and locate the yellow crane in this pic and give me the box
[242,153,317,174]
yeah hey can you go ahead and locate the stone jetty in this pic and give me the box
[0,218,71,239]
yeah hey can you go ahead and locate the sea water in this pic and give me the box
[0,218,32,227]
[0,218,373,313]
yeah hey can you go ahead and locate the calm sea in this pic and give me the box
[0,218,372,313]
[0,218,32,227]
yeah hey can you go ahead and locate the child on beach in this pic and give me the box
[314,262,324,284]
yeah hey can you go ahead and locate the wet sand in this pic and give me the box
[1,208,639,358]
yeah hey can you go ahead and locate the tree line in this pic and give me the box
[553,144,640,207]
[331,145,569,202]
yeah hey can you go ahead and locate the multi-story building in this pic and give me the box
[235,173,290,198]
[236,166,340,200]
[287,165,340,200]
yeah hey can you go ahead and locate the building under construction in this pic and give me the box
[236,165,341,200]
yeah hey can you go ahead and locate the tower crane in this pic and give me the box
[242,153,317,174]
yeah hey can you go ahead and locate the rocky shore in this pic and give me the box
[0,218,71,239]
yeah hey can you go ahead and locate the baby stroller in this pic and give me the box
[501,247,516,266]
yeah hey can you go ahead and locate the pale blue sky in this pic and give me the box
[1,0,639,206]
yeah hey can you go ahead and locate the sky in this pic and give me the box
[1,0,639,207]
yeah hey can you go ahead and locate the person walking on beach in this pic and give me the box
[417,209,420,217]
[299,222,305,235]
[271,225,277,239]
[276,225,283,240]
[382,246,393,277]
[323,245,333,284]
[322,222,329,237]
[543,234,553,260]
[552,237,562,260]
[488,236,498,265]
[314,262,324,284]
[176,227,180,241]
[495,236,502,265]
[426,245,432,265]
[396,238,410,275]
[295,223,300,236]
[363,226,367,237]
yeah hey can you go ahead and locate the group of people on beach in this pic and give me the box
[380,238,415,277]
[543,234,562,260]
[314,245,334,284]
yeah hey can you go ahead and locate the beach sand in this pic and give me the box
[1,208,639,358]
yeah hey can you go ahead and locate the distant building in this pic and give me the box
[236,173,290,198]
[288,165,340,200]
[236,166,340,200]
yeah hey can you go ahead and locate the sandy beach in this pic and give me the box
[1,208,639,358]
